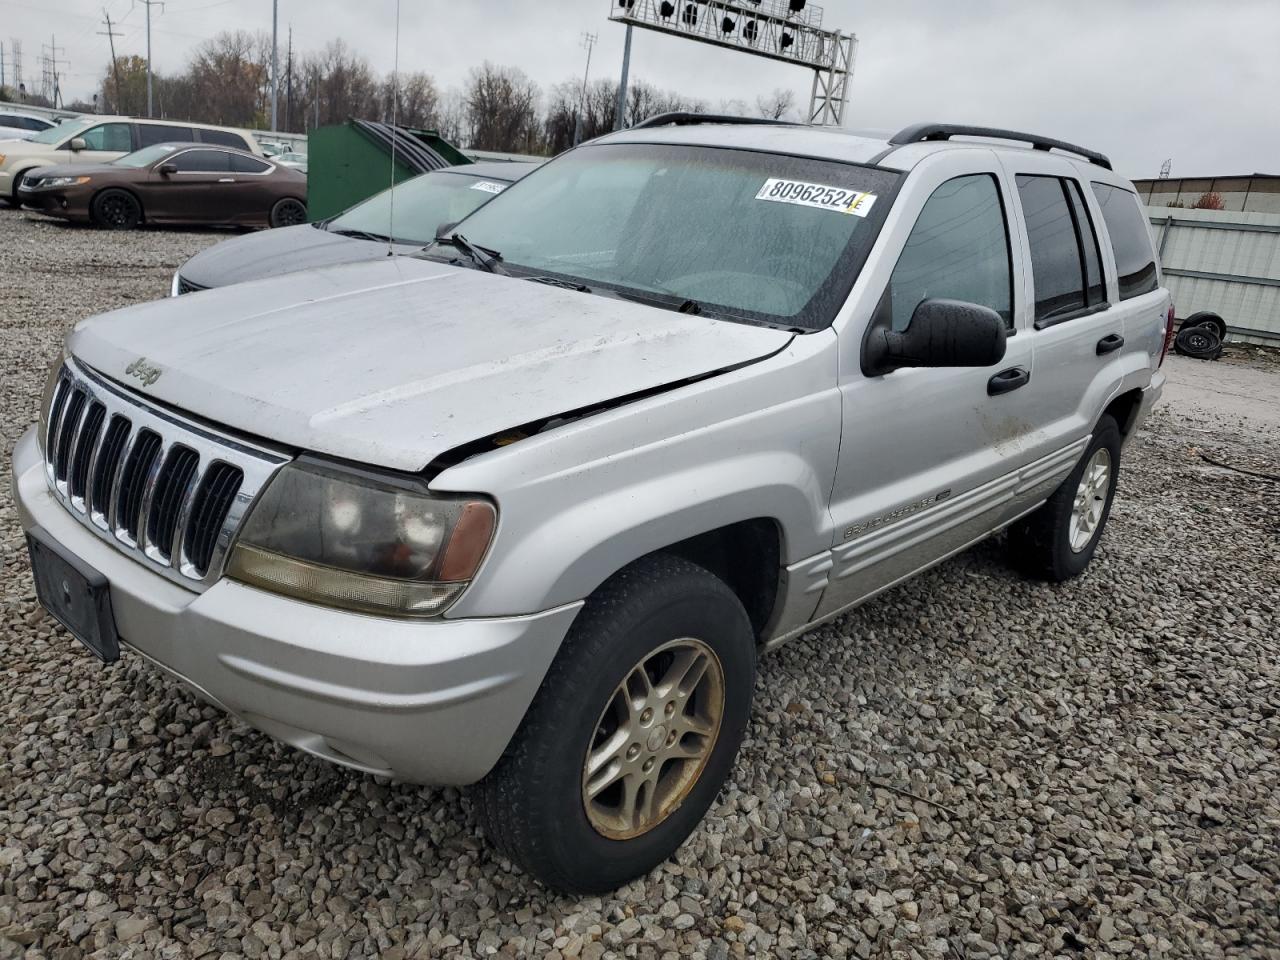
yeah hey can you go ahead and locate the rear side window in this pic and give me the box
[230,154,271,174]
[1091,183,1159,300]
[1016,175,1108,326]
[199,129,252,151]
[887,173,1013,330]
[138,124,195,147]
[170,149,231,173]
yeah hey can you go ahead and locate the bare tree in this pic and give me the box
[756,87,796,120]
[464,62,541,153]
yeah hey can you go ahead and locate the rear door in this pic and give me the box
[997,153,1128,470]
[821,148,1037,618]
[220,153,278,221]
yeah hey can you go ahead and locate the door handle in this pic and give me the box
[987,366,1030,396]
[217,178,236,183]
[1096,333,1125,355]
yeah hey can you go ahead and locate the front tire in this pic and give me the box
[269,197,307,228]
[475,554,755,893]
[1008,415,1122,581]
[91,189,142,229]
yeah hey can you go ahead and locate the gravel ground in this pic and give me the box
[2,208,1279,960]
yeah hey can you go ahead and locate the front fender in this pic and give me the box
[435,332,842,618]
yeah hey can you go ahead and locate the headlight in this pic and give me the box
[226,458,496,618]
[39,176,90,188]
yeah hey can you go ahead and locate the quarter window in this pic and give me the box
[1016,175,1108,325]
[169,149,231,173]
[229,154,270,174]
[77,123,132,152]
[1091,182,1159,300]
[887,173,1013,331]
[138,124,195,147]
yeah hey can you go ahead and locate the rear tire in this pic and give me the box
[1008,415,1121,582]
[91,189,142,230]
[475,554,756,893]
[269,197,307,228]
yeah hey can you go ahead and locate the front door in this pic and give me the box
[66,121,134,165]
[143,148,232,222]
[819,148,1037,619]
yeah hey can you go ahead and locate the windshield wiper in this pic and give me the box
[330,228,393,242]
[437,234,508,276]
[526,276,592,293]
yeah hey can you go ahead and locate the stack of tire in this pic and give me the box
[1173,312,1226,361]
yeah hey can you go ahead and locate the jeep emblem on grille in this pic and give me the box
[125,356,162,387]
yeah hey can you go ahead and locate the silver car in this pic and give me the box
[13,117,1170,892]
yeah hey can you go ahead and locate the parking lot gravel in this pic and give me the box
[2,207,1279,959]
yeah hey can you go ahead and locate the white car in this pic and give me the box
[0,110,56,142]
[273,151,307,173]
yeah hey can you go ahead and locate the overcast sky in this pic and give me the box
[4,0,1277,177]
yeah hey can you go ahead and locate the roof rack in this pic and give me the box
[630,112,798,131]
[888,123,1112,170]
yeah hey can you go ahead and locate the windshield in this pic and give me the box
[115,144,179,168]
[328,170,514,244]
[30,118,92,145]
[435,143,900,329]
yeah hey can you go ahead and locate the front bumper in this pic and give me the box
[17,187,74,217]
[12,427,580,784]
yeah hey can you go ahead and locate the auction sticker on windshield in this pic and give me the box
[756,178,877,217]
[470,181,507,194]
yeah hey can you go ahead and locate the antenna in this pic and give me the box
[387,0,401,257]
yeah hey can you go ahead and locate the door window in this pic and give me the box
[138,123,195,147]
[1016,174,1108,325]
[169,149,232,173]
[79,123,133,152]
[886,173,1013,331]
[1091,183,1159,300]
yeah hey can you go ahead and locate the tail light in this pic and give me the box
[1158,303,1176,367]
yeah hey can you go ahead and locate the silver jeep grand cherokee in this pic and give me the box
[13,116,1171,892]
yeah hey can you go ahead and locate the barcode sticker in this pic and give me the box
[756,178,877,217]
[470,181,507,194]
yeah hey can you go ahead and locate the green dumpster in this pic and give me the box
[306,120,472,222]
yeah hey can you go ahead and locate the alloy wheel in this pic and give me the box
[1069,447,1111,552]
[582,637,725,840]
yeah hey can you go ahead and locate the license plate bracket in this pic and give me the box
[26,527,120,663]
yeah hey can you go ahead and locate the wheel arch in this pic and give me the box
[1101,387,1144,438]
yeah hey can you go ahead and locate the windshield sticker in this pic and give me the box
[470,181,507,194]
[756,178,877,217]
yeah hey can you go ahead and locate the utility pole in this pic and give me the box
[573,31,597,147]
[613,24,633,130]
[135,0,163,117]
[99,10,124,114]
[270,0,279,132]
[10,40,22,99]
[284,25,292,132]
[1,45,6,91]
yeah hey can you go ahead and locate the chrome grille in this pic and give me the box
[43,359,288,590]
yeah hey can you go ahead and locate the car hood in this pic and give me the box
[22,161,119,179]
[69,257,793,472]
[178,224,421,288]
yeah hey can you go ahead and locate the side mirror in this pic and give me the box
[158,163,177,176]
[434,220,458,241]
[68,137,87,152]
[866,298,1007,375]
